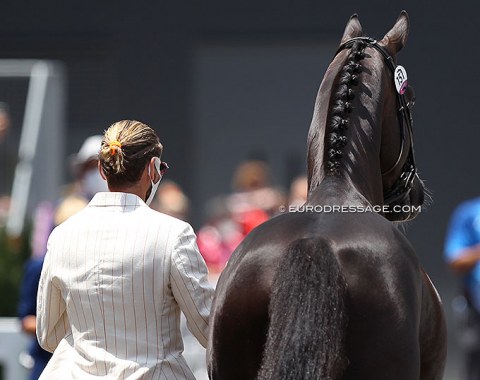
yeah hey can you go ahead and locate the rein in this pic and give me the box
[335,37,417,206]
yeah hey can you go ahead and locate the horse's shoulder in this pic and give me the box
[331,214,421,282]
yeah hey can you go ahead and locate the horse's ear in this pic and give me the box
[380,10,409,55]
[340,14,363,45]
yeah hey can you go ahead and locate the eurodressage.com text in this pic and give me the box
[280,204,422,214]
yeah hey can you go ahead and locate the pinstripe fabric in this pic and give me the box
[36,192,214,379]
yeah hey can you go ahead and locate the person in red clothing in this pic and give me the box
[197,159,285,275]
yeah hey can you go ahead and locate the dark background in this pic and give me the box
[0,1,472,377]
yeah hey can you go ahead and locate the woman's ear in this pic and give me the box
[148,157,161,184]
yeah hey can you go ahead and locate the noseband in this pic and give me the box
[335,37,417,206]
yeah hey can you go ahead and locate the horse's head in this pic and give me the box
[309,11,424,222]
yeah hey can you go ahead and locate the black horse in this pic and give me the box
[208,11,446,380]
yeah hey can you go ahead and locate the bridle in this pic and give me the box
[335,37,417,207]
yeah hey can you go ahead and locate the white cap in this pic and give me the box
[73,135,103,165]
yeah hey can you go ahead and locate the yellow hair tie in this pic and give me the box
[109,141,122,156]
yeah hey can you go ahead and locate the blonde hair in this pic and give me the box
[99,120,162,187]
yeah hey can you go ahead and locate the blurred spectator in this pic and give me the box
[0,195,10,227]
[30,135,107,258]
[30,202,56,259]
[288,174,308,207]
[444,197,480,380]
[197,196,244,275]
[65,134,109,201]
[0,102,15,226]
[227,159,285,236]
[0,101,10,142]
[18,135,106,379]
[198,159,286,274]
[151,179,190,221]
[228,159,285,219]
[18,257,53,379]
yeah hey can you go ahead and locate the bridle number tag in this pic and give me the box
[394,65,408,95]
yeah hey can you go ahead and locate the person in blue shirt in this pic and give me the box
[18,257,52,380]
[445,197,480,380]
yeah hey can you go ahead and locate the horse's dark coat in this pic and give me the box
[208,11,446,380]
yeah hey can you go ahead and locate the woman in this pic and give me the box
[36,120,213,379]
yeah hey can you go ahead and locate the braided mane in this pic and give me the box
[324,40,367,175]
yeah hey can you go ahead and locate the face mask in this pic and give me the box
[82,168,108,199]
[145,157,162,206]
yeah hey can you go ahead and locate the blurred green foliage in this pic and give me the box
[0,224,31,317]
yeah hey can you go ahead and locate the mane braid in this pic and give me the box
[325,41,367,175]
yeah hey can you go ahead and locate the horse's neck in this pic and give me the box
[341,115,384,205]
[307,51,385,207]
[308,98,384,207]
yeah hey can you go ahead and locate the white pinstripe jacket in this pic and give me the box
[36,192,214,379]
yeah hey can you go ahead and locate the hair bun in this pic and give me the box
[109,141,122,156]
